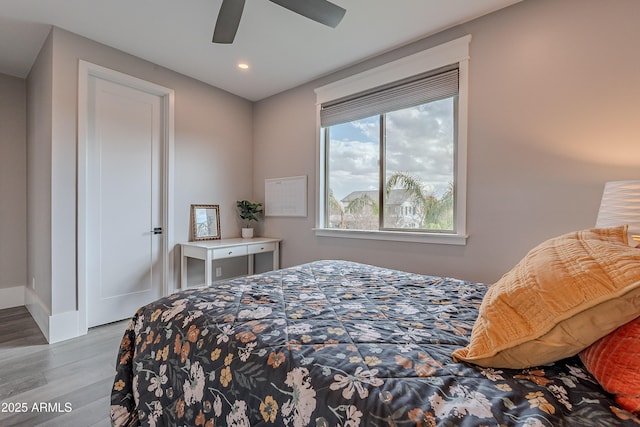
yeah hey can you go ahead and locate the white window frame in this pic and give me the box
[314,35,471,245]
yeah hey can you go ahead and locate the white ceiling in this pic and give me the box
[0,0,520,101]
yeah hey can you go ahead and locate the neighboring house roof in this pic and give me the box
[341,190,378,204]
[341,189,417,206]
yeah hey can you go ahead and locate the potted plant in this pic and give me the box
[236,200,263,238]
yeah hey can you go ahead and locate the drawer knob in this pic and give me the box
[228,251,233,255]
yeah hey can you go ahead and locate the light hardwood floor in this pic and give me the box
[0,306,127,427]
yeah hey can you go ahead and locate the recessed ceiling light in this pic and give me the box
[238,63,249,70]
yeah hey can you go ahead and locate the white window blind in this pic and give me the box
[320,67,459,127]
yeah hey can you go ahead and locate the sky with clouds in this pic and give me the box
[328,97,454,201]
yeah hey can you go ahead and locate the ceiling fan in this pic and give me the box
[212,0,347,44]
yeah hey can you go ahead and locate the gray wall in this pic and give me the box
[27,27,254,319]
[26,31,53,312]
[253,0,640,284]
[0,73,27,298]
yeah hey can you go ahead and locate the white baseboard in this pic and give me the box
[24,287,82,344]
[0,285,26,309]
[25,287,50,341]
[49,310,80,343]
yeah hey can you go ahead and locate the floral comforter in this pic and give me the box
[111,260,639,426]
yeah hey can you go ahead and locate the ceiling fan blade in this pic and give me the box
[269,0,346,28]
[212,0,245,44]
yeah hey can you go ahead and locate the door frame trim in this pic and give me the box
[77,60,175,334]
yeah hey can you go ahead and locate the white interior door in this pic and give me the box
[86,75,164,327]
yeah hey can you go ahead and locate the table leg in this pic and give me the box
[248,254,255,275]
[205,251,212,286]
[180,245,186,291]
[273,243,280,270]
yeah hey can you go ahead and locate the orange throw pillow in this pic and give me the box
[580,316,640,414]
[452,226,640,368]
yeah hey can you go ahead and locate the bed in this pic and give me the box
[111,252,639,425]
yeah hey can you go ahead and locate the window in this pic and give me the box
[315,36,470,244]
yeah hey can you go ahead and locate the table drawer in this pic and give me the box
[213,246,247,259]
[248,242,276,254]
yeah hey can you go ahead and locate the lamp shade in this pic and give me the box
[595,180,640,242]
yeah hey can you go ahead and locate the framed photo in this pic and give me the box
[190,204,221,241]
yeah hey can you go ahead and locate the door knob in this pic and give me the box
[151,227,163,235]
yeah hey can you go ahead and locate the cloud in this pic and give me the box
[328,98,455,199]
[328,138,379,200]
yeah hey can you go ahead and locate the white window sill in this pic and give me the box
[313,228,467,245]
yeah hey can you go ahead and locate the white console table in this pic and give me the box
[180,237,281,289]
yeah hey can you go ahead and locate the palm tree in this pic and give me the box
[345,193,379,215]
[385,172,453,230]
[330,173,453,231]
[385,172,426,202]
[328,189,345,228]
[436,182,454,230]
[386,172,427,228]
[344,192,379,229]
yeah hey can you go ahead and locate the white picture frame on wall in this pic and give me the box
[265,176,307,217]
